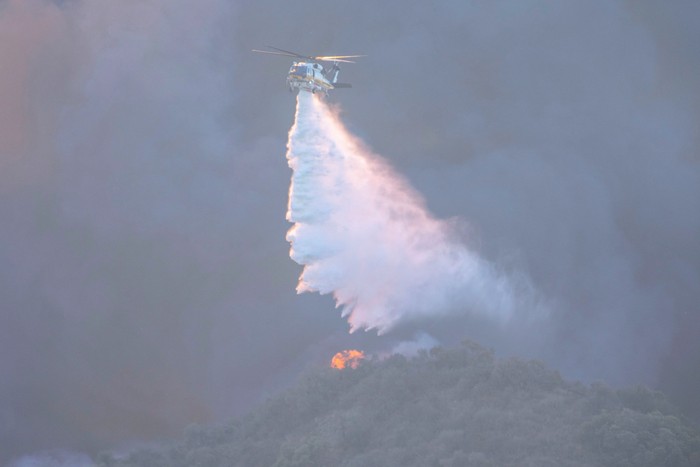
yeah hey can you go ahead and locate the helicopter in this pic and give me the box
[252,46,364,96]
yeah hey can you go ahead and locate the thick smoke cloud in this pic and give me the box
[1,0,698,462]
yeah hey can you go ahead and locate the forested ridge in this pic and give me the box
[100,342,700,467]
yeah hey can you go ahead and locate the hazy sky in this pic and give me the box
[1,0,698,461]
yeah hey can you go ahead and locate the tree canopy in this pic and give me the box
[99,342,700,467]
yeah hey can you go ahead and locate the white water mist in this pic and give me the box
[286,93,519,333]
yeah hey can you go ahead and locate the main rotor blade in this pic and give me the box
[315,55,366,60]
[254,46,365,63]
[321,58,356,63]
[265,46,312,60]
[252,49,299,58]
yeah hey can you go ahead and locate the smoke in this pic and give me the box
[286,93,537,333]
[8,451,92,467]
[391,333,440,357]
[1,0,699,461]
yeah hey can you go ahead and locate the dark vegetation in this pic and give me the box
[99,342,700,467]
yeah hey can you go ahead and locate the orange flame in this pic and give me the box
[331,349,365,369]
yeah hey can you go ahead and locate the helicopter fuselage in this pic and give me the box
[253,46,360,95]
[287,61,334,94]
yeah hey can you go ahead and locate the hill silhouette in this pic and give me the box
[99,342,700,467]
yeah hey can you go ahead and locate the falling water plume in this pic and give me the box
[286,93,519,334]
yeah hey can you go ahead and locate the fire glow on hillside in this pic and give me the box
[330,350,365,369]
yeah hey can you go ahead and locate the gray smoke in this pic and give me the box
[1,0,698,462]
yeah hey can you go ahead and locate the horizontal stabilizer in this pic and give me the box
[333,83,352,89]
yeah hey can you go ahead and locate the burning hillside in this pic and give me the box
[100,342,700,467]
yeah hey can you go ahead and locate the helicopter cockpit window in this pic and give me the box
[290,65,307,77]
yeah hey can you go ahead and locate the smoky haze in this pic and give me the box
[1,0,698,462]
